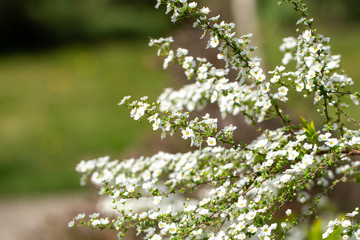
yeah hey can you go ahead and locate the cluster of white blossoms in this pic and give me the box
[322,208,360,239]
[70,0,360,239]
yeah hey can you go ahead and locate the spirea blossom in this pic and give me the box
[71,1,360,240]
[206,137,216,146]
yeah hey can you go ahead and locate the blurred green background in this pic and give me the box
[0,0,359,197]
[0,0,173,196]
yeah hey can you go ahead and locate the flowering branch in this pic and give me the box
[69,0,360,239]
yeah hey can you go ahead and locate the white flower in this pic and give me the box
[148,113,159,123]
[256,74,266,82]
[158,222,167,229]
[100,218,109,225]
[182,127,194,139]
[132,104,148,120]
[325,138,338,147]
[143,181,152,189]
[306,79,314,90]
[68,220,75,227]
[176,47,188,57]
[237,232,246,239]
[235,221,246,231]
[296,134,306,141]
[75,213,85,220]
[89,212,100,218]
[149,212,159,219]
[151,234,162,240]
[199,197,210,206]
[296,17,306,25]
[270,75,280,83]
[278,86,289,96]
[304,56,315,67]
[322,228,332,239]
[312,63,323,72]
[260,82,270,93]
[302,154,314,167]
[313,87,322,101]
[153,196,162,205]
[250,67,265,82]
[236,197,247,209]
[118,95,131,105]
[280,174,292,183]
[355,229,360,240]
[258,234,270,240]
[207,137,217,146]
[126,185,135,193]
[282,52,292,65]
[255,139,268,149]
[306,70,316,79]
[198,208,209,215]
[262,100,272,109]
[189,2,197,8]
[247,225,257,233]
[350,94,359,105]
[280,36,297,52]
[285,209,292,216]
[246,211,256,220]
[302,29,312,42]
[163,50,174,69]
[169,223,177,234]
[314,95,322,104]
[91,219,101,226]
[209,35,219,48]
[193,229,203,235]
[152,118,161,130]
[184,204,196,212]
[276,94,288,102]
[200,7,210,14]
[341,219,351,228]
[328,219,340,228]
[182,56,195,69]
[296,82,304,92]
[287,149,299,160]
[218,186,226,197]
[319,132,331,141]
[260,225,271,236]
[139,212,148,219]
[303,143,313,150]
[346,210,359,217]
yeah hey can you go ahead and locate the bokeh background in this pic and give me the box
[0,0,359,239]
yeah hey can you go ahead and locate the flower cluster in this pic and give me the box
[322,208,360,239]
[70,0,360,239]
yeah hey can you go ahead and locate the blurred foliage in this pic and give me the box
[0,40,168,196]
[259,0,360,28]
[307,0,360,24]
[0,0,171,52]
[0,0,358,52]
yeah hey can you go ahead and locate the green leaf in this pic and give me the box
[300,116,318,143]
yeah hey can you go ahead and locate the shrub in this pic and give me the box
[70,0,360,239]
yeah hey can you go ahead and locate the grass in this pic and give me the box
[0,40,168,196]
